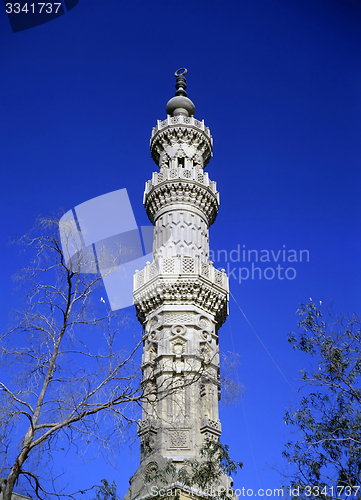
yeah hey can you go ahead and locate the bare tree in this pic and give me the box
[0,216,225,500]
[0,216,144,500]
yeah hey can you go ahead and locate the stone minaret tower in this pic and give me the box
[126,69,229,500]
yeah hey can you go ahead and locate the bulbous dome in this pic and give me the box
[166,95,195,117]
[165,68,196,117]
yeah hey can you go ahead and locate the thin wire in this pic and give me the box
[229,291,294,391]
[228,313,262,489]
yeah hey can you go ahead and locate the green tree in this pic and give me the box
[283,302,361,500]
[93,480,119,500]
[146,440,243,500]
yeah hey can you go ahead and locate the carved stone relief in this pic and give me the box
[144,461,159,475]
[171,324,187,336]
[168,429,190,449]
[171,338,186,355]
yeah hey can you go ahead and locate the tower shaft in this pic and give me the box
[127,70,228,500]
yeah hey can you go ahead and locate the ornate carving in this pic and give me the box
[142,434,156,456]
[148,329,159,341]
[181,257,195,274]
[149,262,158,279]
[198,315,211,329]
[153,211,209,261]
[144,461,159,475]
[134,275,228,327]
[201,262,210,278]
[149,314,163,329]
[171,339,186,355]
[214,269,224,286]
[145,180,219,228]
[168,430,189,448]
[163,258,176,273]
[150,124,212,168]
[200,342,213,362]
[200,415,222,439]
[138,418,159,458]
[171,324,187,336]
[164,312,194,325]
[136,269,144,288]
[201,330,211,341]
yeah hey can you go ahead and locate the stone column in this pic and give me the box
[126,69,228,500]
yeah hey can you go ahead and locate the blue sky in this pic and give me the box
[1,0,361,497]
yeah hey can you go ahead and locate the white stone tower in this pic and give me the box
[126,69,229,500]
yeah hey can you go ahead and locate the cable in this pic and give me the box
[229,291,294,391]
[228,313,262,490]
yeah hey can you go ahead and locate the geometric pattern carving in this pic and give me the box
[201,262,209,278]
[181,257,195,274]
[150,124,212,169]
[164,312,194,324]
[200,416,222,441]
[163,258,176,273]
[168,430,189,448]
[149,262,158,279]
[145,180,219,228]
[134,275,228,327]
[136,269,144,288]
[152,211,209,262]
[214,269,224,286]
[155,115,208,133]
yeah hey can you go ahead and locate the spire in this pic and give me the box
[174,68,188,97]
[166,68,195,117]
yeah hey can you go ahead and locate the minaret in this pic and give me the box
[127,69,229,499]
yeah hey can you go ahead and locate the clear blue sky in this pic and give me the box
[1,0,360,497]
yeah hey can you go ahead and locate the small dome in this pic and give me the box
[166,95,195,117]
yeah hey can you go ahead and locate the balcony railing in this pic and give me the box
[144,167,219,201]
[151,115,212,140]
[134,256,228,293]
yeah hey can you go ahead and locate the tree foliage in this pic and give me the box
[145,440,243,500]
[283,302,361,500]
[92,480,119,500]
